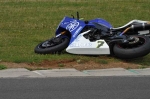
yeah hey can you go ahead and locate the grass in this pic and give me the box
[0,0,150,66]
[0,64,7,70]
[58,63,65,67]
[97,60,109,64]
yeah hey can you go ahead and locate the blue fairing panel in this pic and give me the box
[55,17,86,44]
[89,18,113,28]
[56,17,85,35]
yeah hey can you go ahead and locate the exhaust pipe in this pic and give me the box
[131,23,150,31]
[120,23,150,35]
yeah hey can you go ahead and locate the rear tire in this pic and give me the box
[34,37,70,54]
[113,35,150,59]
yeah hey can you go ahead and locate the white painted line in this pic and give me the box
[32,71,45,77]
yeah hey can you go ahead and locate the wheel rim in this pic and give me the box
[118,36,145,49]
[39,37,65,48]
[41,41,54,48]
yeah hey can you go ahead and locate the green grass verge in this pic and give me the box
[0,64,7,70]
[0,0,150,66]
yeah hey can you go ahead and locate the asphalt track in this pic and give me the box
[0,76,150,99]
[1,68,150,99]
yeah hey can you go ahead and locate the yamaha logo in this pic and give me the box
[66,20,79,32]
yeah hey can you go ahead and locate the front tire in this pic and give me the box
[34,37,70,54]
[113,35,150,59]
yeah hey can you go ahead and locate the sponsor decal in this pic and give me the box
[73,26,82,37]
[70,43,92,47]
[66,20,79,32]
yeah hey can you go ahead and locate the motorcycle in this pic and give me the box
[34,12,150,59]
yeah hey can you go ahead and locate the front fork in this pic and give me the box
[56,31,67,37]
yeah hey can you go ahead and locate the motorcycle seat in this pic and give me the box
[112,20,148,31]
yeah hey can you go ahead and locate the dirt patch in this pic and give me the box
[0,59,141,71]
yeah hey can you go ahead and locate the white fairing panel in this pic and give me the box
[66,33,110,55]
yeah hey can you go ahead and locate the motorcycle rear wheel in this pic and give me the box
[113,35,150,59]
[34,37,70,54]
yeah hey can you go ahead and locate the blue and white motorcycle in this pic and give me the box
[34,12,150,59]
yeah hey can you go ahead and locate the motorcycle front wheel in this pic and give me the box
[34,37,70,54]
[113,35,150,59]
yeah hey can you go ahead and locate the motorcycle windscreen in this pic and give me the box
[66,34,110,55]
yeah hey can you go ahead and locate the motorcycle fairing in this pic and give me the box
[58,17,86,31]
[56,17,86,44]
[66,31,110,55]
[56,17,113,43]
[89,18,113,28]
[55,17,111,55]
